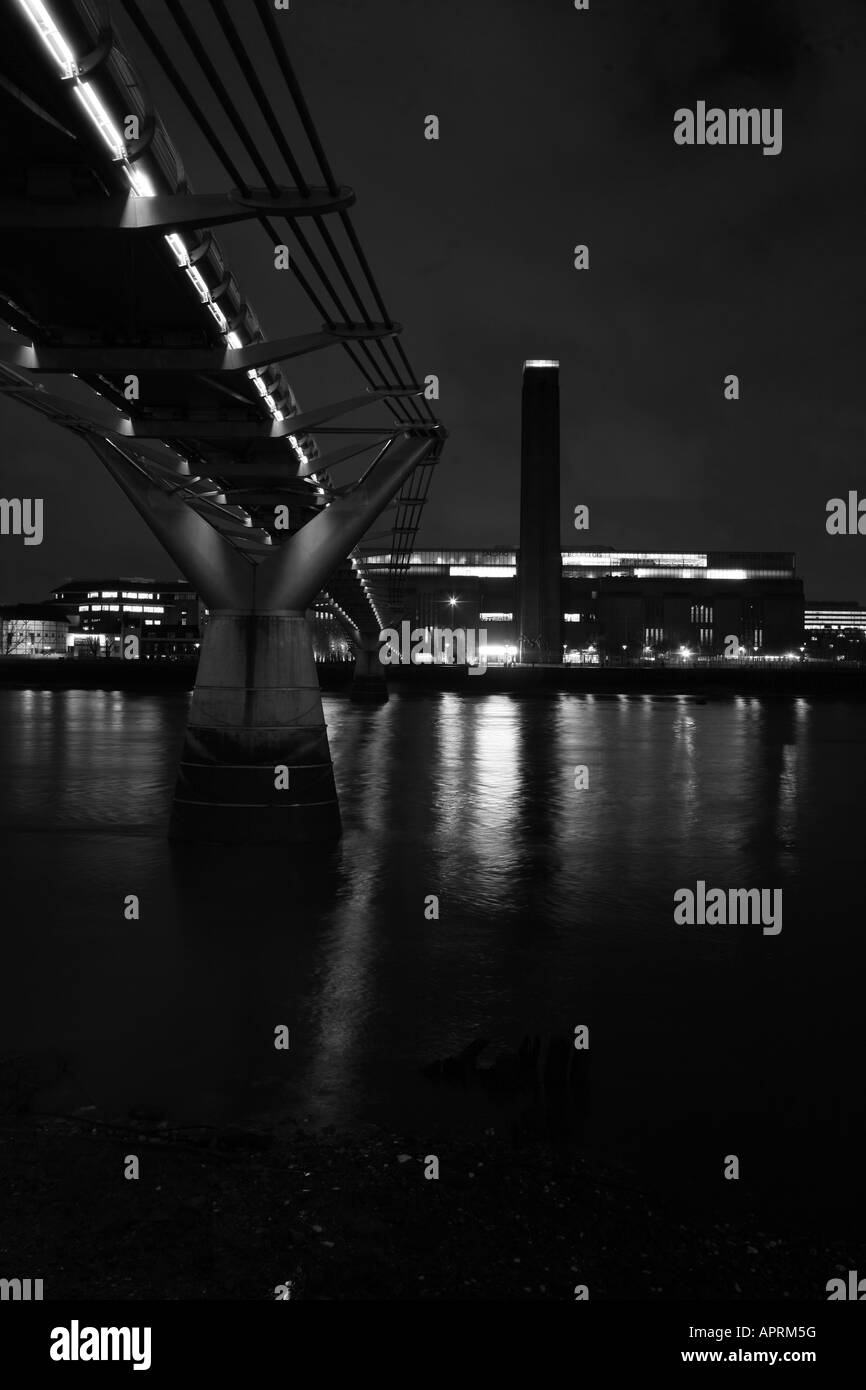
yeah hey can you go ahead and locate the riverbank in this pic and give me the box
[0,1113,850,1300]
[2,656,866,697]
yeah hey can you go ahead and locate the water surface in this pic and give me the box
[0,688,862,1239]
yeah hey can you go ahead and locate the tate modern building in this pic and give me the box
[358,362,805,661]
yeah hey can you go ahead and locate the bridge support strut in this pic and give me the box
[87,432,433,843]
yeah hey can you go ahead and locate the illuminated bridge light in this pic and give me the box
[71,83,125,161]
[165,233,188,267]
[124,166,157,199]
[17,0,75,76]
[185,266,210,303]
[288,434,309,465]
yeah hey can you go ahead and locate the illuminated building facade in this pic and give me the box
[804,600,866,658]
[49,578,204,658]
[357,548,805,659]
[805,601,866,633]
[355,359,800,664]
[0,604,68,657]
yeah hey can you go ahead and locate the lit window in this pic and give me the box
[450,566,516,578]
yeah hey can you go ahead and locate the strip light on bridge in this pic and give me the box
[124,167,157,199]
[71,83,124,160]
[289,435,310,464]
[16,0,74,76]
[164,233,188,266]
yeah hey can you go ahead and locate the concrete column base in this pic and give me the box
[350,642,388,703]
[169,612,341,844]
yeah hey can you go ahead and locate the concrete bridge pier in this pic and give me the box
[88,432,432,843]
[350,636,388,703]
[170,610,340,842]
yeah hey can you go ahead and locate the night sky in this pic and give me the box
[2,0,866,602]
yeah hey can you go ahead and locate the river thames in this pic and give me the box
[1,687,863,1243]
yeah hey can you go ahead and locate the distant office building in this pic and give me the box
[804,600,866,634]
[358,548,805,659]
[804,600,866,657]
[518,360,561,663]
[0,604,68,657]
[45,579,348,661]
[311,605,352,661]
[49,578,203,658]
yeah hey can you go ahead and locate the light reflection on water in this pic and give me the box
[0,687,862,1234]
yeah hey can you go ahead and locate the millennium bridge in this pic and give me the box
[0,0,445,843]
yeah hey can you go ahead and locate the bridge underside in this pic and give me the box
[0,0,444,843]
